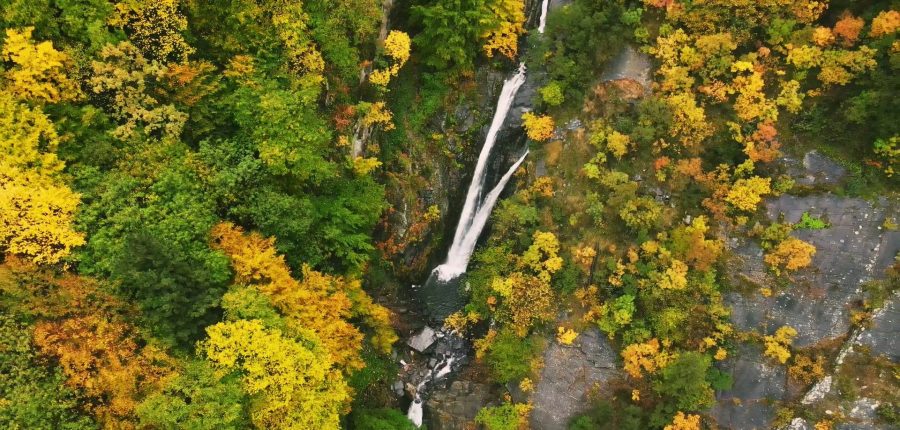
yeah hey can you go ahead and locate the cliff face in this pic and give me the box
[375,65,511,284]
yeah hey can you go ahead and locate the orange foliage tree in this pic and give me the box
[764,237,816,274]
[34,315,173,428]
[210,222,397,371]
[833,12,864,46]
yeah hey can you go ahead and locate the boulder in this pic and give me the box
[530,329,620,430]
[408,326,438,353]
[425,380,493,430]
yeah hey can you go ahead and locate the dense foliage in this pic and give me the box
[0,0,896,429]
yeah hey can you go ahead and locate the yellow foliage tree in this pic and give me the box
[870,10,900,37]
[812,27,835,46]
[725,176,771,212]
[210,222,397,369]
[764,237,816,274]
[89,42,188,140]
[666,92,714,149]
[111,0,194,63]
[370,30,411,87]
[817,47,877,86]
[492,271,555,337]
[606,130,631,159]
[353,156,382,175]
[557,327,578,345]
[0,95,84,264]
[729,61,778,122]
[1,27,80,103]
[657,259,689,290]
[482,0,526,59]
[200,319,350,430]
[788,353,826,384]
[664,412,702,430]
[360,101,395,131]
[0,171,85,265]
[522,112,555,141]
[520,231,564,282]
[764,325,797,364]
[669,216,723,271]
[621,338,673,378]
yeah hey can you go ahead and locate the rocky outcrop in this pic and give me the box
[601,45,653,89]
[858,295,899,361]
[727,193,898,347]
[531,329,621,430]
[712,151,899,429]
[710,345,787,430]
[425,380,494,430]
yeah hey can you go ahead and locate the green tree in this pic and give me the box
[652,352,716,411]
[75,166,231,345]
[411,0,496,72]
[351,408,417,430]
[484,329,541,383]
[0,315,96,429]
[136,360,250,430]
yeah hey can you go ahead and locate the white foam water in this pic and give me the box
[538,0,550,33]
[433,64,527,281]
[433,151,528,280]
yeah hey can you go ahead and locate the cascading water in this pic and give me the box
[406,153,528,426]
[433,0,551,282]
[433,64,527,281]
[539,0,550,33]
[406,1,551,426]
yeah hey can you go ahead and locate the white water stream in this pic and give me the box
[433,63,528,281]
[539,0,550,33]
[407,1,550,426]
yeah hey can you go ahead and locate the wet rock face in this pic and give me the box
[424,380,492,430]
[781,150,848,187]
[712,151,899,429]
[601,45,653,89]
[408,326,438,353]
[530,329,621,430]
[727,193,898,347]
[858,296,900,361]
[710,345,786,430]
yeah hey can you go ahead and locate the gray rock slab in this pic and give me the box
[719,191,897,429]
[530,329,620,430]
[425,380,493,430]
[408,326,438,353]
[710,345,786,430]
[602,45,653,89]
[857,297,900,361]
[726,195,896,347]
[782,150,848,187]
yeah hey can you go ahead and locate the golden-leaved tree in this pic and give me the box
[200,319,349,430]
[0,28,85,265]
[210,222,397,371]
[2,27,80,103]
[34,315,174,428]
[482,0,526,59]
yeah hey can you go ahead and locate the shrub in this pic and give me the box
[475,403,531,430]
[351,408,417,430]
[484,329,541,383]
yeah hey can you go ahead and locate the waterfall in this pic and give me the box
[539,0,550,34]
[405,3,552,427]
[433,150,528,280]
[406,355,457,427]
[432,64,527,281]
